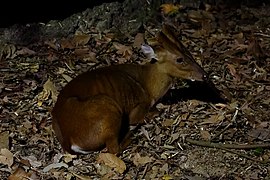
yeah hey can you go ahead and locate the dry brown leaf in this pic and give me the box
[74,49,97,62]
[140,126,151,141]
[44,39,60,50]
[200,130,211,140]
[83,51,97,62]
[60,39,75,49]
[22,156,42,168]
[133,33,145,49]
[97,153,126,174]
[63,154,77,163]
[160,163,169,173]
[113,42,133,60]
[0,44,16,60]
[62,74,73,83]
[188,99,201,109]
[15,47,36,56]
[188,10,203,23]
[169,132,180,143]
[160,3,182,15]
[19,159,31,167]
[248,128,270,141]
[200,113,225,125]
[233,32,244,43]
[22,120,32,129]
[162,119,175,127]
[0,131,9,149]
[74,48,90,56]
[227,64,240,81]
[73,34,91,46]
[228,101,239,111]
[133,153,153,166]
[3,96,9,103]
[71,172,93,180]
[247,38,264,58]
[96,163,113,176]
[0,148,13,168]
[37,79,58,106]
[43,162,69,172]
[257,121,270,128]
[162,174,174,180]
[190,29,205,38]
[8,167,36,180]
[116,57,127,64]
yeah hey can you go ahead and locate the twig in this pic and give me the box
[141,164,148,179]
[185,137,270,164]
[211,107,239,140]
[186,138,270,149]
[254,33,270,38]
[217,147,266,163]
[64,62,75,73]
[143,24,156,38]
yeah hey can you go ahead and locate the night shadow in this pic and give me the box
[158,80,227,105]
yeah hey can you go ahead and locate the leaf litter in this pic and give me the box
[0,1,270,179]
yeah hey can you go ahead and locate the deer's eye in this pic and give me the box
[176,58,184,64]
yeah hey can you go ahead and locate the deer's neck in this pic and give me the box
[142,64,172,106]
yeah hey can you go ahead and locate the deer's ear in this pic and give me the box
[141,44,157,60]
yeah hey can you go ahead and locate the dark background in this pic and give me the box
[0,0,268,28]
[0,0,124,28]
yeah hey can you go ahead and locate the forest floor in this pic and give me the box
[0,1,270,180]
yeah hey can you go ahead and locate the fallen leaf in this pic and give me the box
[257,121,270,128]
[71,172,93,180]
[169,132,180,143]
[60,38,75,49]
[200,130,211,140]
[43,162,69,172]
[63,154,77,163]
[62,74,73,83]
[247,37,264,58]
[133,33,145,49]
[162,119,175,127]
[22,156,42,168]
[133,153,153,166]
[113,42,133,60]
[0,131,9,149]
[233,32,244,44]
[74,48,90,56]
[248,128,270,141]
[44,39,60,50]
[227,64,240,81]
[140,126,151,141]
[96,163,113,176]
[162,174,174,180]
[0,44,16,60]
[200,113,225,125]
[0,148,13,168]
[8,167,37,180]
[83,51,97,62]
[97,153,126,174]
[160,163,169,173]
[73,34,91,46]
[188,10,203,23]
[37,79,58,105]
[15,47,36,56]
[160,3,182,15]
[22,120,32,130]
[3,96,9,103]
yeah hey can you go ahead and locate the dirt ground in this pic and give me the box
[0,1,270,180]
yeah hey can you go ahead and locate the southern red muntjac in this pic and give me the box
[51,25,207,155]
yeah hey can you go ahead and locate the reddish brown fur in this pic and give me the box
[51,27,206,155]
